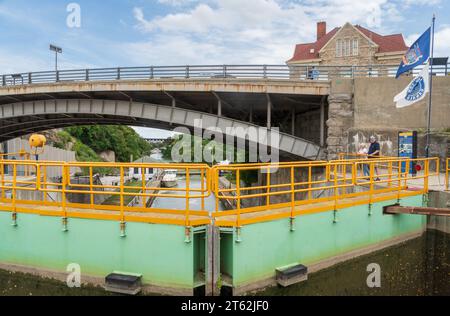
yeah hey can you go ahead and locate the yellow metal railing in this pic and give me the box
[0,157,441,228]
[0,160,211,227]
[212,157,439,227]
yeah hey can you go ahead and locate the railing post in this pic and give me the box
[119,166,126,237]
[85,69,89,81]
[2,75,5,86]
[185,65,190,79]
[235,169,242,242]
[223,65,227,78]
[185,167,191,243]
[263,65,267,79]
[290,166,295,231]
[150,66,154,79]
[56,71,60,82]
[28,73,32,84]
[117,67,121,80]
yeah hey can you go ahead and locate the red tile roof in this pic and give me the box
[288,24,408,63]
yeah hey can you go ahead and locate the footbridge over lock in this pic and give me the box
[0,156,444,295]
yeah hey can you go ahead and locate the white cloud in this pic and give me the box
[405,26,450,57]
[127,0,412,65]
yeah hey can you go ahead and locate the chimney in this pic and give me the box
[317,21,326,41]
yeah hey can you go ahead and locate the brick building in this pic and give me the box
[287,22,408,66]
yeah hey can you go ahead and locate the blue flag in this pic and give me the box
[396,27,431,78]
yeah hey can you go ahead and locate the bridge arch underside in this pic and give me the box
[0,99,323,160]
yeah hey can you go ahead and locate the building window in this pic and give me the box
[345,39,351,56]
[352,38,359,56]
[336,39,342,57]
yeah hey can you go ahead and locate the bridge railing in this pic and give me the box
[1,64,449,86]
[211,157,438,227]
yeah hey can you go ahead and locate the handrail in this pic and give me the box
[211,157,438,227]
[1,63,449,86]
[0,160,211,227]
[0,157,440,228]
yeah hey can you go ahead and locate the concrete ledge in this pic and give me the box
[0,262,193,296]
[233,228,426,295]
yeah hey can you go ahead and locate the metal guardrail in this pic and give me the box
[212,157,439,227]
[0,160,211,229]
[0,157,440,229]
[1,64,449,86]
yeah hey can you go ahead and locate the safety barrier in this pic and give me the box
[0,160,211,228]
[211,157,439,227]
[0,157,441,228]
[1,63,449,86]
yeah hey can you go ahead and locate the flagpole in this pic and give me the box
[426,14,436,158]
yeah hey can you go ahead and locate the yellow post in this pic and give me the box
[333,164,338,210]
[236,169,241,228]
[62,164,67,219]
[290,166,295,218]
[201,168,205,211]
[424,159,429,194]
[369,162,374,205]
[0,160,4,200]
[266,167,271,207]
[141,166,146,207]
[119,166,125,222]
[215,168,219,213]
[185,167,190,227]
[89,166,94,208]
[308,165,312,200]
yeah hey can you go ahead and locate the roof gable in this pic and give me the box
[318,22,378,54]
[288,22,408,63]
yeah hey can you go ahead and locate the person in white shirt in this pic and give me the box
[358,143,369,177]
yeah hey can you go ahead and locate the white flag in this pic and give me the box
[394,63,430,108]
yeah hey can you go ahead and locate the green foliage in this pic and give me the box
[64,126,152,162]
[162,135,247,165]
[53,130,73,150]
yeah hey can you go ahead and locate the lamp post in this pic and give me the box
[49,44,62,71]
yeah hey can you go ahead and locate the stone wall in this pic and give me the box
[326,93,354,160]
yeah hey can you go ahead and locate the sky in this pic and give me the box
[0,0,449,138]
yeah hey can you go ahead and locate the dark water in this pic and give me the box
[0,230,448,296]
[257,230,450,296]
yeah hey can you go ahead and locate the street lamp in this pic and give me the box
[49,44,62,71]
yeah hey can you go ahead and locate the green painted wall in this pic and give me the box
[227,196,427,287]
[0,213,196,289]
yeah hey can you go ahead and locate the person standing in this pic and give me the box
[367,136,381,181]
[358,143,369,177]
